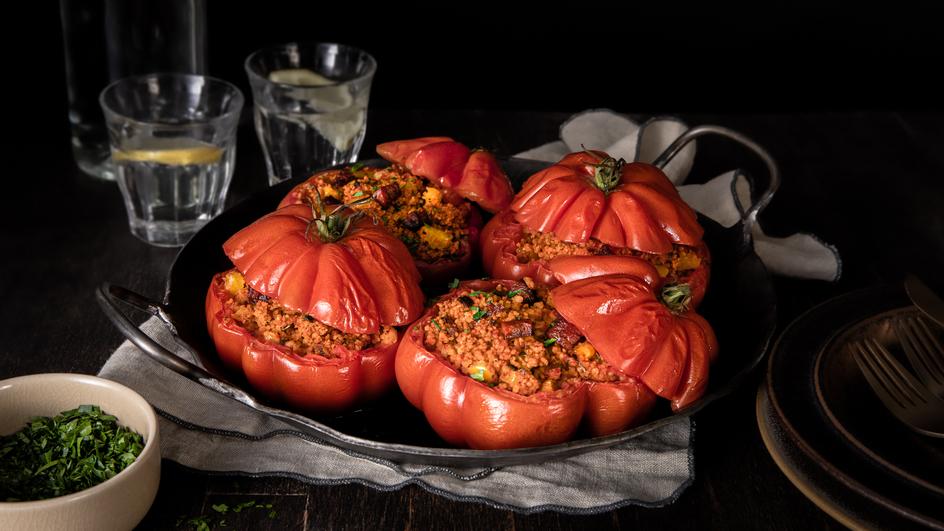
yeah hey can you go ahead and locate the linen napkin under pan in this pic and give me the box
[99,318,693,514]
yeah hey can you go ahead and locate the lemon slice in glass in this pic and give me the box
[113,139,223,165]
[268,68,336,87]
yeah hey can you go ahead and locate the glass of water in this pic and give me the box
[100,73,243,247]
[245,43,377,186]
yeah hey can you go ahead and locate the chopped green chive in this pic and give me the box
[544,338,558,347]
[470,306,487,320]
[432,319,443,331]
[211,504,229,514]
[350,162,365,172]
[507,289,523,298]
[352,190,365,197]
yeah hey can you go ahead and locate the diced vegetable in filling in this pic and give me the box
[219,270,396,357]
[296,165,471,263]
[423,278,623,396]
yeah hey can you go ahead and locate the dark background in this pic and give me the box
[11,2,944,155]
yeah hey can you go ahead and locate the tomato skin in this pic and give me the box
[511,152,702,254]
[480,209,711,307]
[205,273,400,413]
[394,279,657,450]
[550,274,718,412]
[222,204,424,335]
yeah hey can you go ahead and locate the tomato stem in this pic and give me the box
[304,189,372,243]
[660,283,692,313]
[592,155,624,193]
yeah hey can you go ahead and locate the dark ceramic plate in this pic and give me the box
[764,285,944,529]
[99,157,777,466]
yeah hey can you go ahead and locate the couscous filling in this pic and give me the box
[296,165,471,263]
[515,229,703,284]
[423,278,622,396]
[218,270,397,357]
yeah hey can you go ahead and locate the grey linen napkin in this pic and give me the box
[99,318,694,514]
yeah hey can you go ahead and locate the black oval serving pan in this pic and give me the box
[98,128,778,467]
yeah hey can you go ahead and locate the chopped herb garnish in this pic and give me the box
[468,290,494,298]
[432,319,443,331]
[178,500,276,529]
[233,501,257,513]
[352,190,365,197]
[470,306,487,320]
[507,289,524,298]
[0,405,145,502]
[448,278,460,289]
[349,162,365,172]
[544,338,558,347]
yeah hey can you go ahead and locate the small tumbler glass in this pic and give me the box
[100,73,243,247]
[245,43,377,186]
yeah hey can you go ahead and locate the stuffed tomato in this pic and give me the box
[395,278,659,450]
[281,137,513,284]
[481,150,711,307]
[205,203,425,413]
[396,259,718,449]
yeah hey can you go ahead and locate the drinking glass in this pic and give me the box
[60,0,207,181]
[100,73,243,247]
[245,43,377,186]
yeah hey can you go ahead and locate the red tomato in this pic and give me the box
[205,203,425,412]
[223,204,424,334]
[395,280,657,449]
[206,273,400,413]
[512,151,702,253]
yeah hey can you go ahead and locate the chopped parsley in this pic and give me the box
[352,190,365,198]
[544,337,558,347]
[507,289,524,298]
[432,319,443,331]
[0,405,145,502]
[470,306,487,320]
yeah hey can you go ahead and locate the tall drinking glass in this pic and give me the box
[100,73,243,247]
[245,43,377,186]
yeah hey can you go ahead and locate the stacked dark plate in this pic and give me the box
[758,285,944,529]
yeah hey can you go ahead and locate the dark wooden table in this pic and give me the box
[2,110,942,529]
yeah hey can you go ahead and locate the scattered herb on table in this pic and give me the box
[0,404,145,502]
[178,500,277,530]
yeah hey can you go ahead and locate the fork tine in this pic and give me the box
[897,317,944,393]
[913,317,944,380]
[853,343,908,410]
[863,338,932,404]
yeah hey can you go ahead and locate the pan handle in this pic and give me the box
[96,282,217,383]
[652,124,781,244]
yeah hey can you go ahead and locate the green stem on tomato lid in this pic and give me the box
[660,283,692,313]
[305,189,373,243]
[590,154,625,193]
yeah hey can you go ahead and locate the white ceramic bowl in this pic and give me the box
[0,373,160,531]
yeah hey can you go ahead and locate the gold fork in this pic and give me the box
[851,337,944,438]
